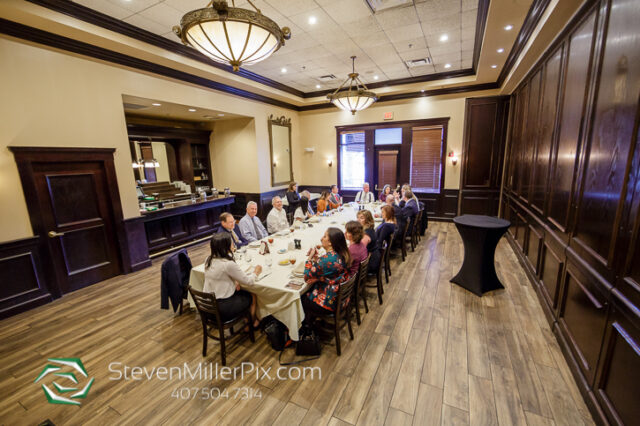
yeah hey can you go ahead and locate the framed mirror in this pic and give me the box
[268,115,293,186]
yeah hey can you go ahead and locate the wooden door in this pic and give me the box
[11,148,123,295]
[377,150,398,190]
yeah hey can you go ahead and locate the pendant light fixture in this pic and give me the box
[327,56,377,115]
[173,0,291,72]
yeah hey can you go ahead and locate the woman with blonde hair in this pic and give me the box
[356,209,377,253]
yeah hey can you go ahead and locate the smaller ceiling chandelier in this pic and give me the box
[173,1,291,72]
[327,56,378,115]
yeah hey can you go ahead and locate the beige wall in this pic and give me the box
[0,37,298,243]
[296,89,499,190]
[210,118,260,193]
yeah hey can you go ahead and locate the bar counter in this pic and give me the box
[122,196,235,271]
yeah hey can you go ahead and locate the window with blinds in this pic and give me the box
[410,126,444,192]
[340,131,365,189]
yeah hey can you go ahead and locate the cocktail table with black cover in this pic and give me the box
[450,215,511,296]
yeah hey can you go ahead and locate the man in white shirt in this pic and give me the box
[266,196,289,233]
[355,182,375,204]
[238,201,268,242]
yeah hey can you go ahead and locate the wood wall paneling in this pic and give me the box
[0,236,53,319]
[460,96,510,216]
[500,0,640,423]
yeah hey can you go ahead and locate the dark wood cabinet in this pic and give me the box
[460,96,509,216]
[501,0,640,423]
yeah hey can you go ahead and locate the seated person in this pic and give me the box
[379,184,392,202]
[294,196,314,221]
[394,189,419,245]
[400,183,419,204]
[266,196,289,234]
[329,184,342,207]
[238,201,268,242]
[203,233,262,327]
[356,209,377,253]
[344,221,369,277]
[370,205,397,272]
[301,228,351,320]
[316,190,332,213]
[217,212,248,248]
[355,182,375,204]
[386,194,402,218]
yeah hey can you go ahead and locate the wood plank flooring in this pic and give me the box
[0,222,594,425]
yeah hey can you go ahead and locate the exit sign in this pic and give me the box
[383,112,394,120]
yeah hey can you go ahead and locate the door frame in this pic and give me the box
[9,147,127,297]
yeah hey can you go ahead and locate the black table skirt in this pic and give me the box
[450,215,511,297]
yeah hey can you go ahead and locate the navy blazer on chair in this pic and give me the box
[160,249,192,312]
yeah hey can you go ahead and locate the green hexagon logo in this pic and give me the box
[34,358,94,405]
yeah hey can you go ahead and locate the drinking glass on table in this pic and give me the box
[245,251,253,262]
[265,255,272,267]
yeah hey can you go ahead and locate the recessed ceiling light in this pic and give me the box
[373,75,379,80]
[316,84,321,89]
[203,115,213,118]
[497,48,504,53]
[439,34,448,42]
[421,89,425,93]
[151,103,161,106]
[188,108,196,112]
[281,67,287,73]
[491,64,497,69]
[217,113,225,117]
[504,25,513,31]
[308,16,317,25]
[444,63,451,69]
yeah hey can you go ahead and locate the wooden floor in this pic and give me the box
[0,222,594,425]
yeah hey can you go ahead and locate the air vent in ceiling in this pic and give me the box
[318,74,337,82]
[405,57,432,68]
[123,103,148,110]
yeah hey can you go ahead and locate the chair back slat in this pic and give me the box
[188,286,221,317]
[336,274,357,317]
[357,254,371,286]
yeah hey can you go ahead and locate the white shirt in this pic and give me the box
[355,190,374,203]
[266,207,289,233]
[203,258,256,299]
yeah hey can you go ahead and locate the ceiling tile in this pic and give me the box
[462,0,477,12]
[415,0,460,21]
[264,0,318,16]
[321,0,372,25]
[106,0,159,14]
[385,23,423,43]
[352,31,390,49]
[434,61,459,72]
[392,37,427,52]
[74,0,132,19]
[138,3,183,29]
[287,7,333,33]
[342,16,382,38]
[123,13,168,35]
[163,0,207,14]
[461,58,471,68]
[432,52,461,64]
[374,5,419,29]
[462,9,476,27]
[409,65,435,76]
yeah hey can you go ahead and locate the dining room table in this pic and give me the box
[188,202,384,340]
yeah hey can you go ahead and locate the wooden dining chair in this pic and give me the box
[400,221,410,261]
[384,233,394,284]
[354,254,371,325]
[314,274,357,356]
[188,286,254,366]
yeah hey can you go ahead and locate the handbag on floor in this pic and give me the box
[295,323,321,356]
[262,316,290,351]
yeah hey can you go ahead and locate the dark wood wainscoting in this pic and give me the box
[501,0,640,423]
[460,96,510,216]
[0,236,52,319]
[124,197,235,256]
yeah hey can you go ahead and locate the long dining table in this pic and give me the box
[188,202,382,340]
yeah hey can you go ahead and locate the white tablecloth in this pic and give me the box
[188,203,382,340]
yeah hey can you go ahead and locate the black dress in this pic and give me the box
[369,222,396,272]
[364,228,377,253]
[286,191,300,213]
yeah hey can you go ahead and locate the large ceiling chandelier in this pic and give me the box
[327,56,378,115]
[173,1,291,72]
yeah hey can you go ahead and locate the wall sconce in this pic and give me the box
[448,151,459,166]
[327,157,333,167]
[273,162,277,168]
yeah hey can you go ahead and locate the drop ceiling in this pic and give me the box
[73,0,481,92]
